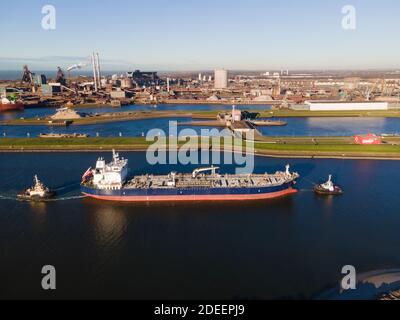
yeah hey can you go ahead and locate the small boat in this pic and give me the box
[314,175,343,196]
[17,175,56,201]
[250,120,288,127]
[39,133,89,138]
[111,100,121,108]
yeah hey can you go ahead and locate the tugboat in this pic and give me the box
[17,175,56,201]
[314,175,343,196]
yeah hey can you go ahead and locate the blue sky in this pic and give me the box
[0,0,399,71]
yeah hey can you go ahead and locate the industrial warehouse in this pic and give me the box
[305,101,389,111]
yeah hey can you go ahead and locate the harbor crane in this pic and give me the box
[21,65,33,84]
[192,166,220,178]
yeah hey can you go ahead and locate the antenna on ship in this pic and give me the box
[112,149,119,161]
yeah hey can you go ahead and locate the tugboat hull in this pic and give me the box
[314,185,343,196]
[17,191,56,202]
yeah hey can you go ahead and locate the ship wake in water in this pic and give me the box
[0,193,85,202]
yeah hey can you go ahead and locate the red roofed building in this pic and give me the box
[354,133,382,145]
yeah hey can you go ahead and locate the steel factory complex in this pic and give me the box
[1,52,400,111]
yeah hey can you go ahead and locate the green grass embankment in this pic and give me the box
[1,137,400,159]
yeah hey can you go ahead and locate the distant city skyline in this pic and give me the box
[1,0,399,71]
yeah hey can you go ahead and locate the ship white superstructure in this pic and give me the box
[92,150,128,190]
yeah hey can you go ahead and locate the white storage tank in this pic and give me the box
[121,78,133,89]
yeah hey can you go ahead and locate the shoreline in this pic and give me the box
[2,108,400,127]
[1,149,399,160]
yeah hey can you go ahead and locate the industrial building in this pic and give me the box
[127,70,160,87]
[214,69,228,89]
[41,83,61,96]
[305,101,389,111]
[34,74,47,86]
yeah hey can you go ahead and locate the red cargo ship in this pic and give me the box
[0,102,24,112]
[0,94,24,112]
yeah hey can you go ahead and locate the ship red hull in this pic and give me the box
[83,187,298,202]
[0,103,24,112]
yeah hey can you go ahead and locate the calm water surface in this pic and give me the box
[0,152,399,299]
[0,104,271,122]
[1,104,400,138]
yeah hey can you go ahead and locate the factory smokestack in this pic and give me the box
[92,52,98,92]
[96,53,101,89]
